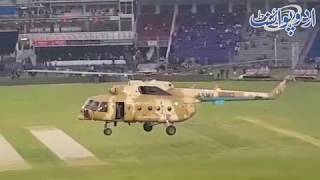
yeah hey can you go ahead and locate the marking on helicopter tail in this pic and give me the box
[28,127,101,166]
[236,116,320,149]
[0,135,29,172]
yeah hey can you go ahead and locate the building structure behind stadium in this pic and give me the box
[0,0,319,74]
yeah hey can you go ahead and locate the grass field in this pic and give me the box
[0,81,320,180]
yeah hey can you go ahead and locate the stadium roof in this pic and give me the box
[139,0,317,4]
[16,0,122,4]
[13,0,320,6]
[0,0,15,6]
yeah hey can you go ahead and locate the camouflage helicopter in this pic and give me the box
[24,69,289,136]
[78,78,289,136]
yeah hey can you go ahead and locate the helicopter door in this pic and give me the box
[115,102,125,120]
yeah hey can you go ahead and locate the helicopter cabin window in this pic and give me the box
[138,86,171,96]
[98,102,108,112]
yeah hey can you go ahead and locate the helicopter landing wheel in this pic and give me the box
[166,125,176,136]
[143,122,153,132]
[103,128,112,136]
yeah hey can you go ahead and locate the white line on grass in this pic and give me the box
[236,116,320,149]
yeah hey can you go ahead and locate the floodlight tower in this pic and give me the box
[274,33,278,67]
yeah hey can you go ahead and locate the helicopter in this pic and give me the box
[78,77,289,136]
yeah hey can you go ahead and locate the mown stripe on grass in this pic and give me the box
[27,126,102,166]
[0,134,29,172]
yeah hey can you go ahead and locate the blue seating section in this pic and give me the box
[172,12,243,64]
[308,32,320,58]
[0,31,18,54]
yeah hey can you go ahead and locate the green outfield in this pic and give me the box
[0,81,320,180]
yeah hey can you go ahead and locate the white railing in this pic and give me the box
[46,60,126,66]
[19,31,135,41]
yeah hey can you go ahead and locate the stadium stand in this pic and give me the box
[0,0,318,77]
[0,31,19,55]
[171,5,244,65]
[35,46,132,63]
[307,31,320,63]
[0,1,19,55]
[137,5,173,40]
[2,0,136,72]
[235,28,311,64]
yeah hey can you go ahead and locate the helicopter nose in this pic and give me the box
[78,109,91,120]
[78,114,86,120]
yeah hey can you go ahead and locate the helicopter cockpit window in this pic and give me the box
[138,86,171,96]
[84,100,100,111]
[84,100,94,109]
[91,101,100,111]
[98,102,108,112]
